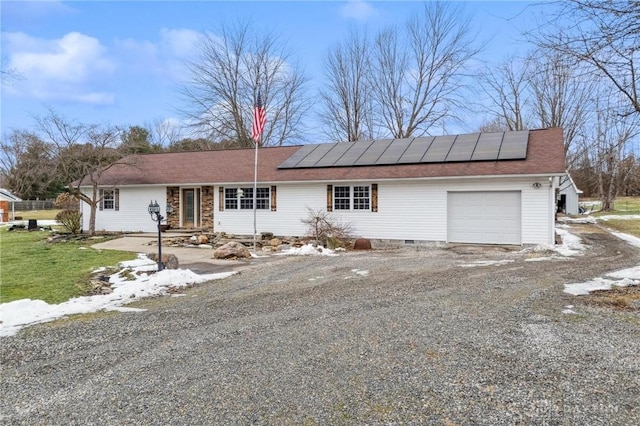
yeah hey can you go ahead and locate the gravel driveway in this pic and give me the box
[1,224,639,425]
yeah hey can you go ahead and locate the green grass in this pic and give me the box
[12,210,63,220]
[579,196,640,237]
[0,229,136,304]
[601,219,640,238]
[584,196,640,216]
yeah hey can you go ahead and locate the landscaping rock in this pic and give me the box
[147,253,180,269]
[213,241,251,259]
[270,238,281,247]
[197,234,209,244]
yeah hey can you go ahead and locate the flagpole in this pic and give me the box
[253,136,258,252]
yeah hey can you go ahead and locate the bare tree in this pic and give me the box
[369,1,480,138]
[527,49,594,157]
[319,28,374,142]
[146,119,183,149]
[589,96,639,210]
[533,0,640,116]
[35,110,130,235]
[0,130,59,199]
[480,57,530,131]
[180,20,310,147]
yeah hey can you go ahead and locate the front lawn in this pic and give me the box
[600,219,640,238]
[0,229,135,304]
[12,209,63,221]
[580,196,640,238]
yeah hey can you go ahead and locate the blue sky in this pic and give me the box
[1,1,546,142]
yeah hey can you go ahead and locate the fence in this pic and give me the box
[12,200,56,211]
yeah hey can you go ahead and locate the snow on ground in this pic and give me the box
[597,214,640,221]
[0,254,236,338]
[459,260,515,268]
[563,230,640,296]
[0,243,341,337]
[553,226,587,256]
[275,244,338,257]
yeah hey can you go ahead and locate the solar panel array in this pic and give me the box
[278,131,529,169]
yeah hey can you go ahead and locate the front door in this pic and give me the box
[182,188,200,228]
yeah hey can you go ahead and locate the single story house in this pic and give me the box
[79,128,566,246]
[558,172,583,215]
[0,188,22,223]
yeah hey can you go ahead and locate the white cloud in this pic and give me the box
[10,32,114,81]
[159,28,202,58]
[339,0,379,21]
[4,31,116,104]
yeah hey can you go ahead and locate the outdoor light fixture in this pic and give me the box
[148,200,165,272]
[532,182,542,189]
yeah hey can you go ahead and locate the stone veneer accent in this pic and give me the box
[201,186,214,232]
[166,187,180,229]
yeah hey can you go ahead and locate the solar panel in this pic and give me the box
[471,132,503,161]
[398,137,434,163]
[277,130,530,169]
[278,144,318,168]
[376,138,412,164]
[423,135,456,162]
[499,131,528,160]
[333,141,372,166]
[314,143,352,167]
[355,139,393,165]
[446,133,479,162]
[295,143,337,167]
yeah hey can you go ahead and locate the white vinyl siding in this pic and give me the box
[82,186,167,233]
[84,176,557,245]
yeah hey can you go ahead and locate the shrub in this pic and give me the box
[301,208,353,246]
[55,210,82,234]
[54,192,80,210]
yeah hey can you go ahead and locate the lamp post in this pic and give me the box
[148,200,172,271]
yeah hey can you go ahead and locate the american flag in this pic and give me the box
[251,92,267,143]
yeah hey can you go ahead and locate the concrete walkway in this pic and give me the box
[91,234,252,274]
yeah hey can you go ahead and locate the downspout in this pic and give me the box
[549,176,557,245]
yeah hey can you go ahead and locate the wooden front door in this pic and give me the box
[182,188,200,228]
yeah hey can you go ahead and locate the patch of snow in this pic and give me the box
[0,254,236,337]
[276,244,338,257]
[597,214,640,221]
[606,266,640,279]
[459,260,514,268]
[563,277,638,296]
[554,226,587,256]
[352,269,370,276]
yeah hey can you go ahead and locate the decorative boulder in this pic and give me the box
[270,238,282,247]
[147,253,180,269]
[261,232,274,240]
[198,234,209,244]
[213,241,252,259]
[353,238,372,250]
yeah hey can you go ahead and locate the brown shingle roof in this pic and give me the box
[89,128,565,186]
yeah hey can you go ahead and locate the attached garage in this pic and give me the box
[447,191,522,245]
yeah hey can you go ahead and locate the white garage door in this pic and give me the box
[447,191,521,245]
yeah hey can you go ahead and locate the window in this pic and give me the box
[224,188,238,209]
[224,187,270,210]
[100,189,118,211]
[334,186,351,210]
[353,186,370,210]
[333,185,370,211]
